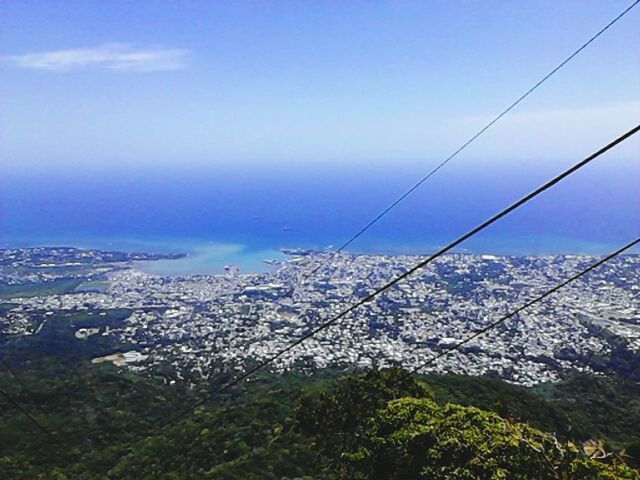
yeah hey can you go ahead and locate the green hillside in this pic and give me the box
[0,364,638,479]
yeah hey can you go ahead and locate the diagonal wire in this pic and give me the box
[411,236,640,374]
[298,0,640,283]
[152,124,639,433]
[0,356,50,420]
[0,385,51,436]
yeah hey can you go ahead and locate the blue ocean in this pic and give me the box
[1,158,638,274]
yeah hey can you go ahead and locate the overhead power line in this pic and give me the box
[0,386,50,436]
[411,236,640,374]
[300,0,640,282]
[0,356,50,421]
[153,124,640,433]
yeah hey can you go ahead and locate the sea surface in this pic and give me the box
[2,160,638,275]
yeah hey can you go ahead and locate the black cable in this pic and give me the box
[299,0,640,282]
[0,356,50,420]
[2,1,636,454]
[0,385,50,436]
[411,236,640,374]
[153,124,639,432]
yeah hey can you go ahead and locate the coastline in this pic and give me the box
[2,233,634,276]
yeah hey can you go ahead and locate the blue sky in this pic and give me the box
[0,1,638,254]
[1,0,639,175]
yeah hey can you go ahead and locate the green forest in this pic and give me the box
[1,360,639,479]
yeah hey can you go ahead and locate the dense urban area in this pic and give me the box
[2,246,639,386]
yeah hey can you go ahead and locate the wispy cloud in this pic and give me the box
[4,43,189,72]
[437,101,640,163]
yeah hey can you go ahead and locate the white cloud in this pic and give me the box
[4,43,189,72]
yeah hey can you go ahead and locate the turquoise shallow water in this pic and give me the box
[135,242,287,275]
[1,233,627,276]
[2,161,638,274]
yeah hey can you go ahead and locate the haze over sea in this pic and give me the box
[2,155,638,275]
[2,1,638,274]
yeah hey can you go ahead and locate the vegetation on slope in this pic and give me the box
[344,397,638,479]
[0,364,638,479]
[0,278,84,300]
